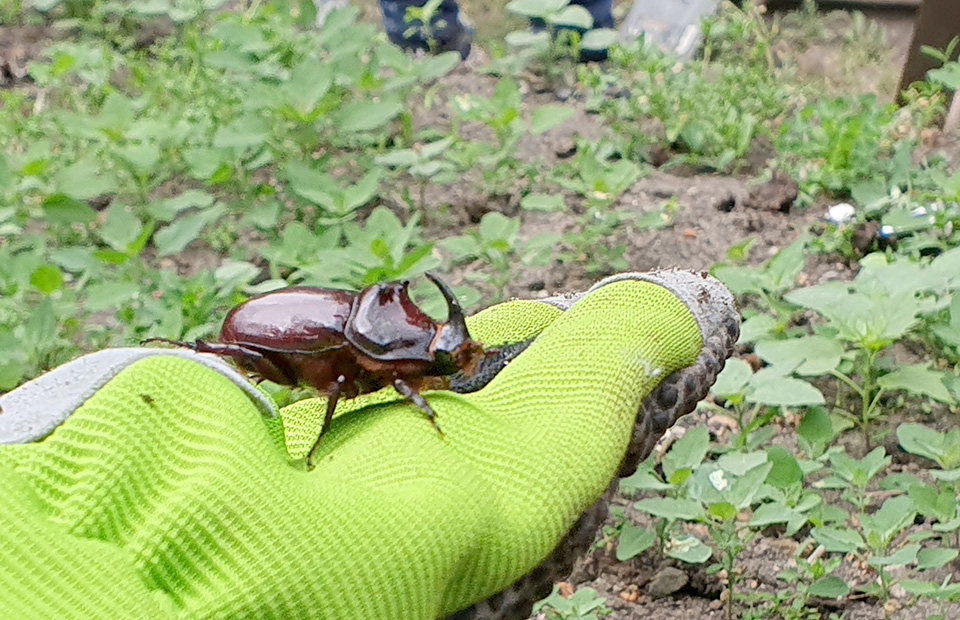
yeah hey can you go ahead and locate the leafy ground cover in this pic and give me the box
[2,1,960,618]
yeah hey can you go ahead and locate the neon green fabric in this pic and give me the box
[0,280,701,620]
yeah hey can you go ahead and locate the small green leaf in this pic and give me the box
[898,423,960,468]
[666,467,693,486]
[529,105,574,135]
[634,498,704,521]
[478,212,518,244]
[548,4,592,28]
[727,460,773,509]
[54,160,117,200]
[933,516,960,534]
[711,358,752,399]
[916,547,959,570]
[505,30,551,47]
[51,247,100,273]
[907,484,955,523]
[747,370,824,407]
[811,526,864,553]
[879,365,955,404]
[84,281,141,312]
[755,336,842,376]
[737,314,776,344]
[153,206,226,256]
[30,0,64,10]
[665,534,712,564]
[616,523,656,561]
[240,200,281,230]
[505,0,568,18]
[0,359,25,392]
[117,143,160,171]
[861,496,916,549]
[42,193,96,226]
[765,235,807,291]
[707,501,737,521]
[662,427,710,483]
[764,446,803,489]
[154,190,216,220]
[418,52,460,81]
[100,203,143,253]
[620,467,671,493]
[341,169,382,213]
[581,28,617,50]
[213,115,269,149]
[868,544,919,568]
[717,451,768,476]
[283,163,337,210]
[931,468,960,483]
[808,576,850,598]
[183,147,230,181]
[712,265,764,296]
[520,193,565,212]
[898,580,938,596]
[797,407,835,445]
[283,62,333,113]
[336,99,403,132]
[24,298,57,348]
[375,149,421,168]
[750,502,800,528]
[29,265,63,294]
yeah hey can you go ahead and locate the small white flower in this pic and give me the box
[824,203,855,225]
[709,469,728,492]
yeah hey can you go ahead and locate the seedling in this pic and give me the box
[375,137,456,215]
[533,586,610,620]
[504,0,616,75]
[402,0,448,54]
[439,212,550,302]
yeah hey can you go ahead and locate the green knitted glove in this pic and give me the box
[0,272,737,620]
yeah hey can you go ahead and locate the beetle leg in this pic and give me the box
[305,375,345,469]
[145,338,299,386]
[141,337,191,348]
[392,379,443,436]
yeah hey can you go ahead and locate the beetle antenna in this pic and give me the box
[425,272,466,333]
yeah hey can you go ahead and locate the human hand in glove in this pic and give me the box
[0,270,737,620]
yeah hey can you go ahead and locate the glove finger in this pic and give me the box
[446,270,738,620]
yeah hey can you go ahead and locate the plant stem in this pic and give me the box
[859,348,879,446]
[418,178,426,216]
[725,545,735,620]
[830,369,863,398]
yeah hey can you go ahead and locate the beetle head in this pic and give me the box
[426,273,484,376]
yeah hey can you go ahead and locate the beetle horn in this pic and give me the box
[425,272,468,336]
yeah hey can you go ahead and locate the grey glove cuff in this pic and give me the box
[0,348,277,445]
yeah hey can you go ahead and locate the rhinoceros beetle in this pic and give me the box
[144,273,485,467]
